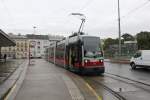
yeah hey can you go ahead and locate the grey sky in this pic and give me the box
[0,0,150,38]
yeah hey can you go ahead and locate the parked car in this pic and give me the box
[130,50,150,69]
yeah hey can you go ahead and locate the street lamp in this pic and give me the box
[33,26,37,34]
[28,41,31,65]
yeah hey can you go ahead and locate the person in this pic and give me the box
[4,54,7,62]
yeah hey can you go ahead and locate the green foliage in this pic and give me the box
[136,31,150,50]
[122,33,135,41]
[103,38,118,50]
[103,38,124,50]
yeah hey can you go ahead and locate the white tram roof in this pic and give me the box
[79,35,100,39]
[47,34,100,48]
[68,35,100,44]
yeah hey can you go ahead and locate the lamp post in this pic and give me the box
[0,46,1,59]
[118,0,122,57]
[33,26,36,34]
[33,26,36,58]
[28,41,31,65]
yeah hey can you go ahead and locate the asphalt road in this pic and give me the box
[105,62,150,84]
[82,62,150,100]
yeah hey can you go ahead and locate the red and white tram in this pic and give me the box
[45,34,105,74]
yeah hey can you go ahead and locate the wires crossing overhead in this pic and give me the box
[121,0,150,19]
[0,0,16,31]
[78,0,95,12]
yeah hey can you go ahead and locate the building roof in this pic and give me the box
[8,33,27,39]
[0,29,16,47]
[124,41,137,44]
[26,34,49,40]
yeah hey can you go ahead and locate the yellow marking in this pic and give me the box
[86,83,102,100]
[4,84,17,100]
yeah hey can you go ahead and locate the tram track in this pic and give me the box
[105,72,150,93]
[83,77,127,100]
[83,72,150,100]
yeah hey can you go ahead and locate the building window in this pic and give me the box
[17,43,19,47]
[38,41,40,45]
[38,46,40,49]
[21,43,23,47]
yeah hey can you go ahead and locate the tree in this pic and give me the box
[103,38,118,50]
[136,31,150,50]
[122,33,135,41]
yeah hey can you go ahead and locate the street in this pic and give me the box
[105,62,150,84]
[83,62,150,100]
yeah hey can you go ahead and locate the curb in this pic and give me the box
[105,59,130,64]
[0,60,28,100]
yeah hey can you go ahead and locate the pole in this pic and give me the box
[118,0,121,56]
[33,26,36,34]
[0,46,1,59]
[29,41,30,65]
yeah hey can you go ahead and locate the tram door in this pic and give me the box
[69,46,75,67]
[65,45,74,68]
[67,43,82,68]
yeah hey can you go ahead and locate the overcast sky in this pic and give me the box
[0,0,150,38]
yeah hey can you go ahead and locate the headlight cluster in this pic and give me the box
[84,59,90,63]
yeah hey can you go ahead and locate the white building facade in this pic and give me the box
[27,35,50,58]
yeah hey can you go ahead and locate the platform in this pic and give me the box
[14,59,84,100]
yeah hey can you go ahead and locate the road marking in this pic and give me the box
[4,84,17,100]
[62,75,85,100]
[85,83,102,100]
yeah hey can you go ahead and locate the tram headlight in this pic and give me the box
[84,59,90,63]
[99,60,103,62]
[85,60,88,63]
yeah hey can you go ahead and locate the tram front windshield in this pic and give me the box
[83,37,102,58]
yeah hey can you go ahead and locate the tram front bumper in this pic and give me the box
[82,66,105,73]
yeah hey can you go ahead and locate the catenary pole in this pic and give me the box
[118,0,121,56]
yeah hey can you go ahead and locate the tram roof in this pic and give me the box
[46,34,100,48]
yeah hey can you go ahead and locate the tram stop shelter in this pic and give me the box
[0,29,16,59]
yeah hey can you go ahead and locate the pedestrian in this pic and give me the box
[4,54,7,62]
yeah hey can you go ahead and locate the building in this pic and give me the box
[48,35,64,42]
[1,34,28,59]
[124,41,138,55]
[105,40,138,57]
[26,34,50,58]
[1,33,64,59]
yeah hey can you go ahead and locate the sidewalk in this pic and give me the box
[14,59,81,100]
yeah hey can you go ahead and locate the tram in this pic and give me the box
[45,33,105,74]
